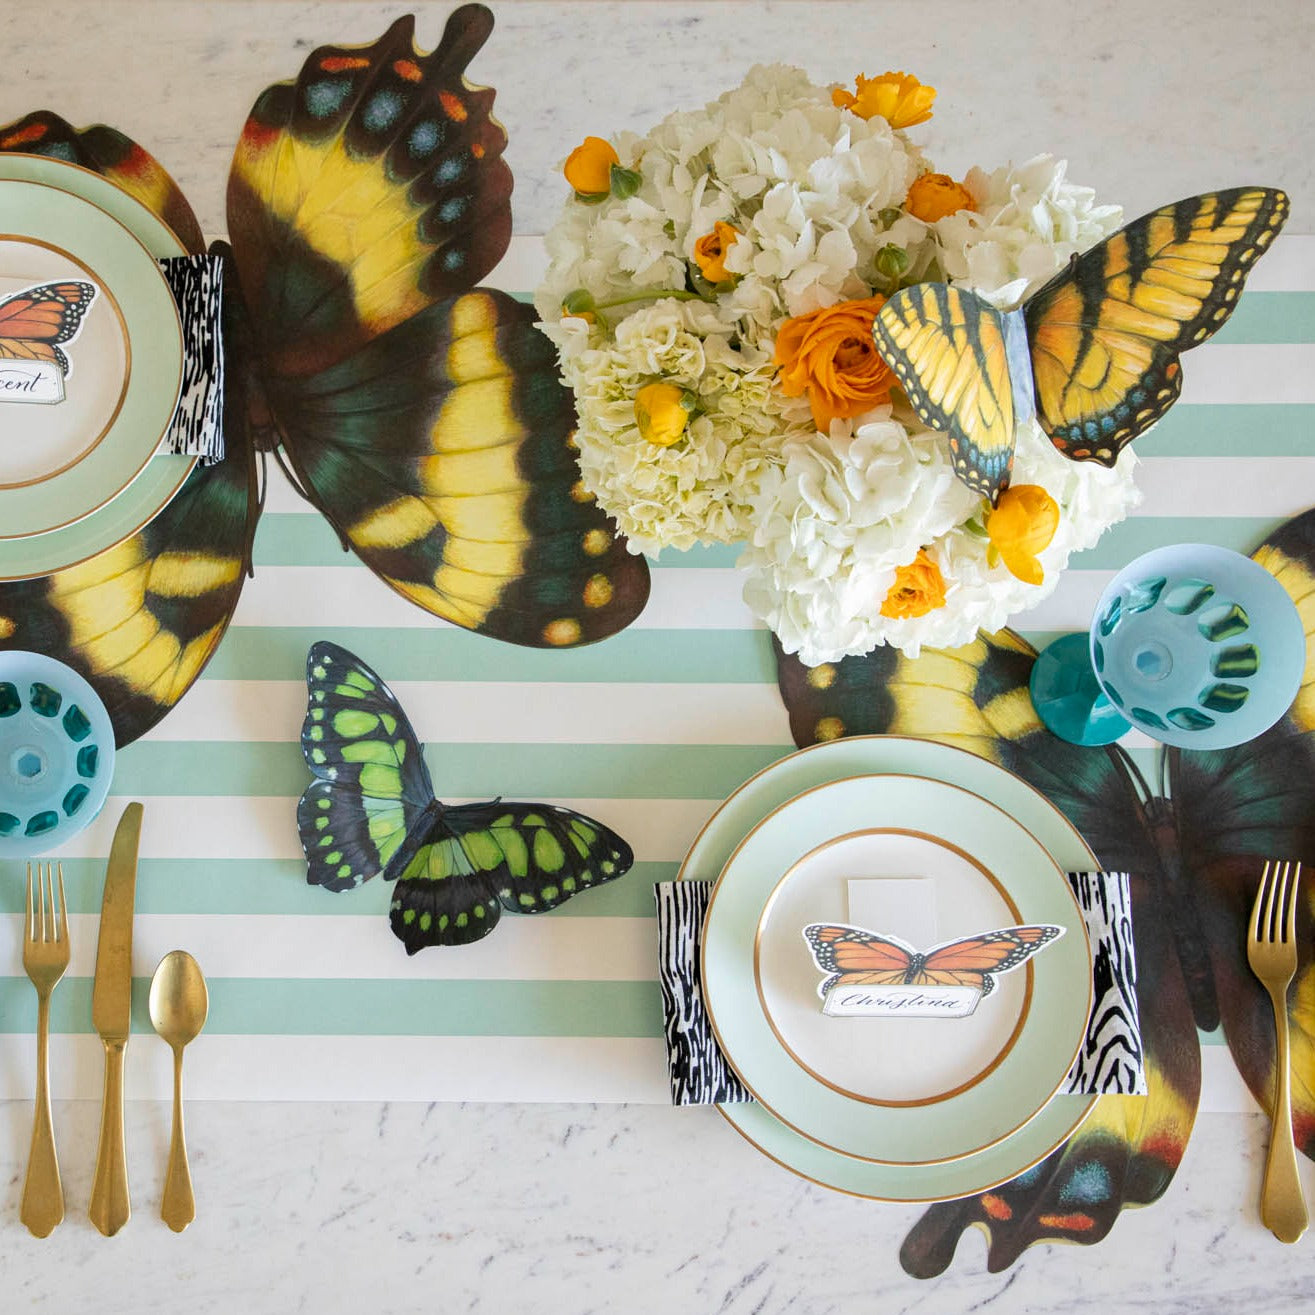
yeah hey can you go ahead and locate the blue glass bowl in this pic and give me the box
[0,651,115,856]
[1089,543,1304,750]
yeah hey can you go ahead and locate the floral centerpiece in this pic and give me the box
[534,67,1142,663]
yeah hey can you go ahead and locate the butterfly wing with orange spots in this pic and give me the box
[226,6,648,646]
[900,869,1200,1275]
[0,280,96,372]
[774,514,1315,1274]
[0,110,205,254]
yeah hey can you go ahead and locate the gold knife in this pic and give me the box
[89,801,143,1236]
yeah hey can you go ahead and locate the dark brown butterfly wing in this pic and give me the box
[0,110,205,253]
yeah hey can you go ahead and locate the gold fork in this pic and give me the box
[1247,859,1309,1243]
[20,861,69,1238]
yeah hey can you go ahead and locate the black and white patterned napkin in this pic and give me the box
[654,871,1145,1106]
[158,253,225,465]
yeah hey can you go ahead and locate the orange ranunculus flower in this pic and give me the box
[987,484,1060,585]
[880,549,947,619]
[773,295,894,430]
[831,72,935,128]
[564,136,619,195]
[905,172,975,223]
[692,221,740,283]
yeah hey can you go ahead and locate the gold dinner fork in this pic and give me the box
[1247,859,1309,1243]
[20,861,69,1238]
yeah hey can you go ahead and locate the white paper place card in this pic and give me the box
[846,876,937,945]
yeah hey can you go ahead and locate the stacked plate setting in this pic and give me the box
[0,155,192,581]
[687,736,1099,1202]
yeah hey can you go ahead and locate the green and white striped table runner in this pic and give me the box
[0,236,1311,1105]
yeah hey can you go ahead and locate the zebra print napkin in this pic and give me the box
[159,254,225,465]
[654,871,1145,1106]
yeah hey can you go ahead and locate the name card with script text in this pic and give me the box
[0,361,64,404]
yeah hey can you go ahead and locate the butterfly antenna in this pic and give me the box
[1108,741,1154,804]
[241,447,268,579]
[272,442,352,554]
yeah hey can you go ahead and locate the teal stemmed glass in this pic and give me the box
[1029,543,1305,749]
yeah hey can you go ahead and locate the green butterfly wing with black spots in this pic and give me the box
[390,802,633,953]
[227,5,649,647]
[298,640,435,893]
[297,641,635,952]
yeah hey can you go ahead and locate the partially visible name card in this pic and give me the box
[0,361,64,404]
[822,982,981,1018]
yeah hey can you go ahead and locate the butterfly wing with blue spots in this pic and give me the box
[227,6,649,647]
[1025,187,1288,465]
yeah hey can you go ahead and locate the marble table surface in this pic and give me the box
[2,2,1314,1311]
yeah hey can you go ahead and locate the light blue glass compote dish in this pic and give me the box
[0,650,115,856]
[1030,543,1305,750]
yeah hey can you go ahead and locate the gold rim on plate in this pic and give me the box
[683,739,1101,1197]
[0,154,196,579]
[753,824,1035,1111]
[0,235,131,493]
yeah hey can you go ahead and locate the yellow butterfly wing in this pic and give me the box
[1025,187,1289,465]
[873,284,1016,501]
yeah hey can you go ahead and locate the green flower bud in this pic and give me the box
[609,164,642,200]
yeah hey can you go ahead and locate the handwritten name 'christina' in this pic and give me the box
[836,990,966,1012]
[0,368,41,393]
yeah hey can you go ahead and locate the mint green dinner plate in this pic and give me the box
[679,736,1100,1202]
[0,179,182,538]
[0,155,193,581]
[703,773,1091,1166]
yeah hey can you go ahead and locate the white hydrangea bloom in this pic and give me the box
[536,68,1143,662]
[535,64,941,555]
[933,154,1125,307]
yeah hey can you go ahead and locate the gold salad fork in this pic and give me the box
[1247,859,1309,1243]
[20,861,70,1237]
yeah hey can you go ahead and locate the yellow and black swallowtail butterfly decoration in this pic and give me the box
[872,187,1290,503]
[0,4,650,747]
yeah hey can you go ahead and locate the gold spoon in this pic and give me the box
[148,951,208,1232]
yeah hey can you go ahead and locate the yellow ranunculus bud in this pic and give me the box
[634,382,693,447]
[905,172,975,223]
[692,221,741,283]
[832,72,936,129]
[564,136,620,196]
[986,485,1060,585]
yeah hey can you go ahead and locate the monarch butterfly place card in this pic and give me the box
[802,922,1065,1019]
[0,278,97,405]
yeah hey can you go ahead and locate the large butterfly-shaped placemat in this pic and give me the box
[773,509,1315,1274]
[873,188,1289,501]
[298,640,633,953]
[0,4,650,748]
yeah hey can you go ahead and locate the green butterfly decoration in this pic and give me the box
[298,641,633,952]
